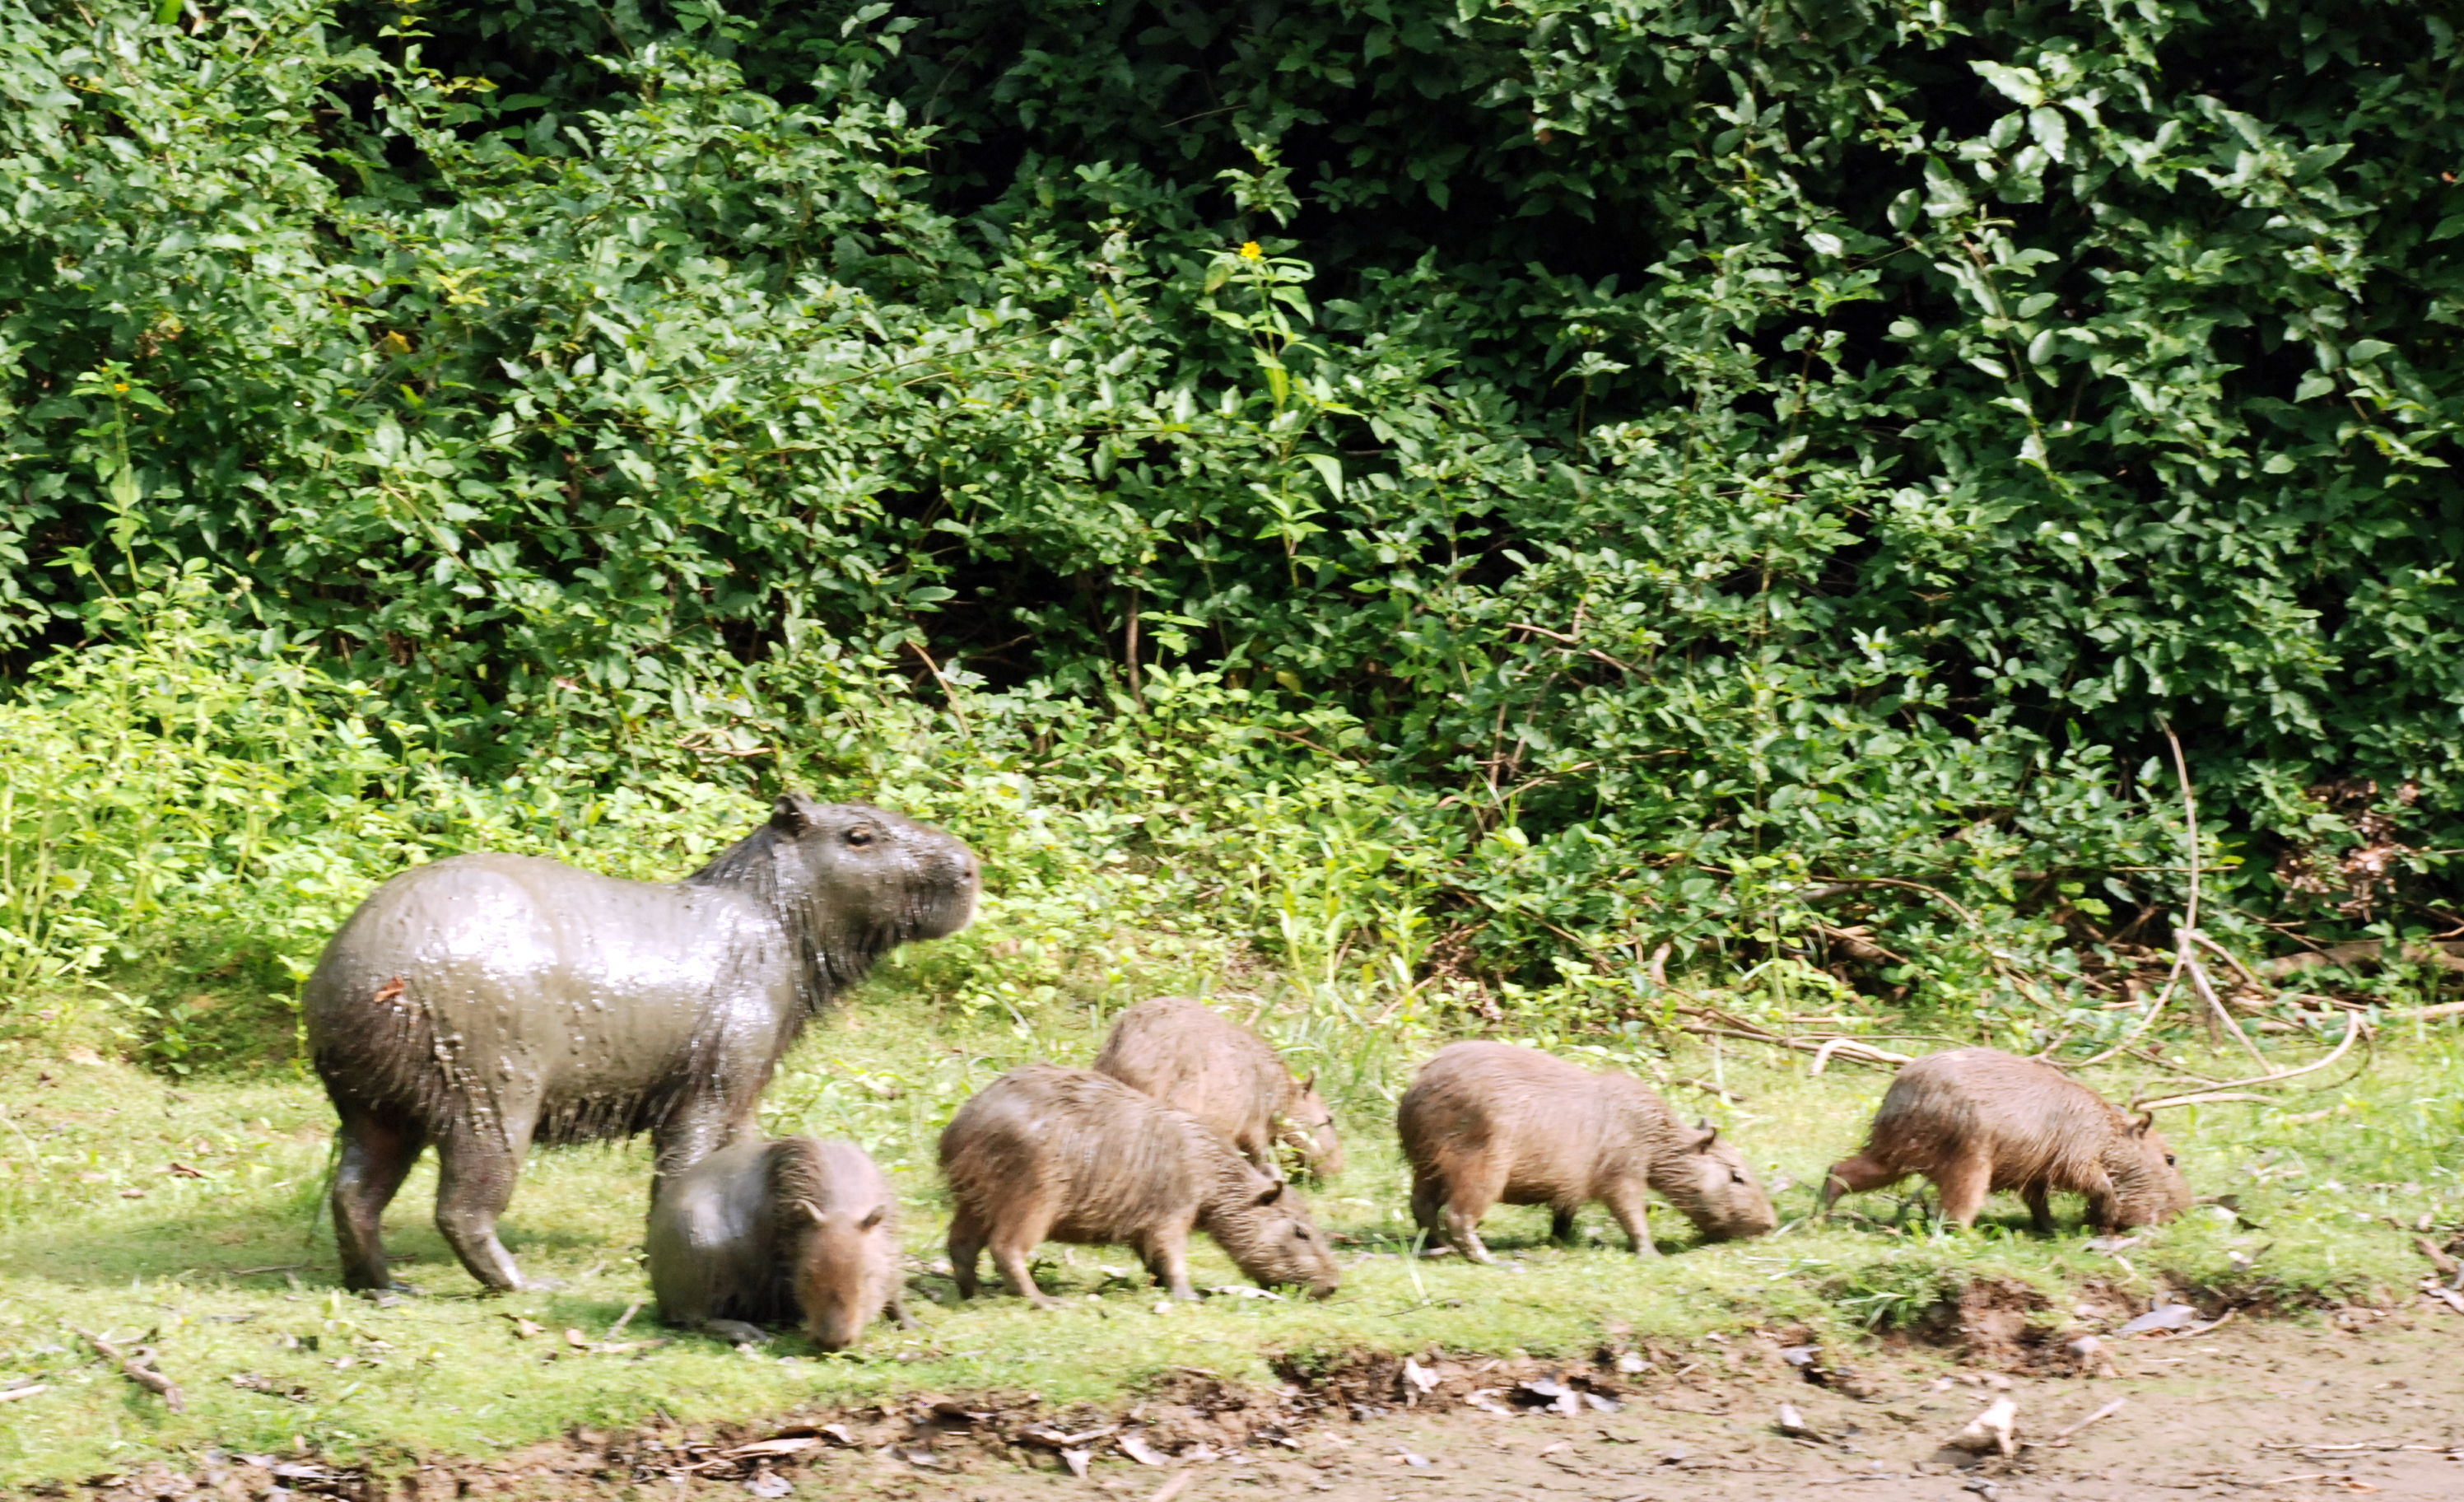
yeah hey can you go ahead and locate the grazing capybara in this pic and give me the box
[1820,1047,2192,1232]
[1093,996,1344,1179]
[305,794,977,1292]
[646,1136,912,1349]
[939,1064,1340,1307]
[1397,1042,1777,1262]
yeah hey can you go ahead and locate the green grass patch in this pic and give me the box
[1,993,2454,1488]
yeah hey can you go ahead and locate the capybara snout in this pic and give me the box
[1658,1122,1782,1242]
[1398,1042,1775,1262]
[1822,1047,2192,1233]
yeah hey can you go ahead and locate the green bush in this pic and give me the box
[3,0,2460,1050]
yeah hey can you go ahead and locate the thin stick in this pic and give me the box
[2166,721,2201,944]
[2049,1397,2126,1442]
[607,1298,644,1341]
[73,1328,184,1412]
[2184,956,2270,1066]
[2135,1013,2367,1111]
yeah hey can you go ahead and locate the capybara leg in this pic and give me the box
[1931,1150,1993,1228]
[432,1132,528,1292]
[331,1111,426,1293]
[988,1232,1055,1309]
[1602,1179,1658,1257]
[2024,1184,2056,1234]
[1550,1206,1579,1246]
[1819,1154,1899,1217]
[1138,1222,1199,1301]
[947,1208,988,1299]
[1441,1156,1506,1263]
[650,1099,743,1185]
[1236,1126,1277,1175]
[1409,1173,1446,1247]
[887,1292,920,1332]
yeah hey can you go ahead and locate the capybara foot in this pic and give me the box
[700,1319,768,1346]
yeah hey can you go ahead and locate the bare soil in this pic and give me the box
[66,1306,2464,1502]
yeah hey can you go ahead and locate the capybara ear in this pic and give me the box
[857,1206,885,1232]
[2131,1111,2155,1136]
[1694,1120,1719,1150]
[795,1197,827,1224]
[1255,1180,1287,1207]
[1299,1074,1316,1093]
[771,793,817,834]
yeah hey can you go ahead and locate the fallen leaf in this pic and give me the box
[1777,1402,1816,1438]
[1119,1433,1171,1466]
[743,1470,791,1498]
[563,1328,590,1350]
[1061,1447,1093,1480]
[2117,1303,2197,1336]
[1465,1388,1513,1416]
[119,1188,147,1199]
[1396,1448,1434,1468]
[502,1315,543,1339]
[167,1163,206,1179]
[1401,1355,1440,1393]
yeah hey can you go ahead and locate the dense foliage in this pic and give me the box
[3,0,2462,1050]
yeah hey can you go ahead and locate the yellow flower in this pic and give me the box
[113,382,128,393]
[1239,240,1264,261]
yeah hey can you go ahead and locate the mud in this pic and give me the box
[63,1309,2464,1501]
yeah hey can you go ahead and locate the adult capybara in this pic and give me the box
[939,1064,1340,1307]
[1820,1048,2192,1232]
[1397,1042,1777,1262]
[1093,996,1344,1179]
[646,1136,911,1350]
[305,795,977,1293]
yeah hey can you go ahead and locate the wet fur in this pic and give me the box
[306,795,976,1292]
[1820,1048,2192,1232]
[1397,1042,1777,1262]
[646,1136,909,1349]
[939,1065,1340,1307]
[1093,996,1344,1178]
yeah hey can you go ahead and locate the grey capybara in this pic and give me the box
[1397,1042,1778,1262]
[1093,996,1344,1179]
[1821,1047,2192,1232]
[304,794,977,1293]
[939,1064,1341,1307]
[647,1136,913,1349]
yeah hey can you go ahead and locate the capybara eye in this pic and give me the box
[2165,1154,2177,1165]
[844,827,876,847]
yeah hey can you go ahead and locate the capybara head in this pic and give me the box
[1206,1175,1341,1299]
[762,794,979,947]
[1652,1122,1780,1243]
[1282,1075,1346,1179]
[790,1198,892,1352]
[2102,1113,2194,1229]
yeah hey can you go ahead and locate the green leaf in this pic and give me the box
[1302,453,1344,501]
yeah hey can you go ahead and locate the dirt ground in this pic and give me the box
[762,1313,2464,1502]
[85,1305,2464,1502]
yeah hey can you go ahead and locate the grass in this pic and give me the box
[0,971,2457,1490]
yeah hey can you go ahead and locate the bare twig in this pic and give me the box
[2134,1014,2367,1112]
[2047,1397,2126,1443]
[1504,621,1639,676]
[74,1328,184,1412]
[2182,956,2270,1066]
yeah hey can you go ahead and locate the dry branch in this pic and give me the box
[2133,1014,2366,1112]
[2257,940,2464,978]
[74,1328,183,1412]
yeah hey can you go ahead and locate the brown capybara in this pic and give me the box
[939,1064,1341,1307]
[1093,996,1344,1179]
[1819,1048,2192,1232]
[645,1136,913,1349]
[1397,1042,1777,1262]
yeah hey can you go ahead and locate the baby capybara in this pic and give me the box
[1820,1048,2192,1232]
[939,1064,1341,1307]
[646,1136,912,1349]
[1094,996,1344,1179]
[1397,1042,1777,1262]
